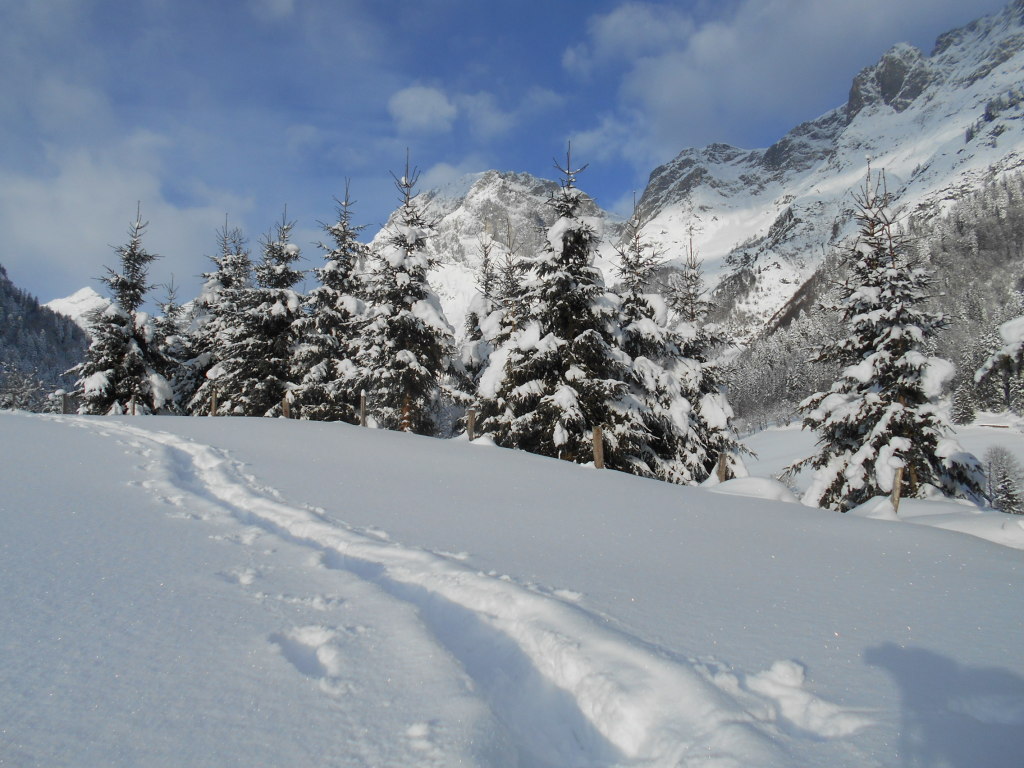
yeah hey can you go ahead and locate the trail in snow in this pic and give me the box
[64,416,872,768]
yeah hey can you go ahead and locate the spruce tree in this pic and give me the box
[664,246,746,481]
[614,204,692,481]
[478,147,644,468]
[985,446,1024,514]
[291,185,369,422]
[950,381,978,425]
[789,170,984,511]
[358,155,455,434]
[151,279,191,413]
[74,209,172,414]
[459,234,499,390]
[185,223,254,415]
[206,212,304,416]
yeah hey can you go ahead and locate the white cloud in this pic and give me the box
[418,156,490,193]
[0,132,250,303]
[458,92,513,140]
[388,86,458,135]
[564,1,695,76]
[250,0,295,22]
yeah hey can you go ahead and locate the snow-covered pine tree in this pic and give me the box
[291,186,368,422]
[984,446,1024,514]
[789,169,984,511]
[73,209,172,415]
[151,279,191,413]
[486,219,530,352]
[358,155,456,434]
[459,233,499,389]
[663,237,746,481]
[205,212,304,417]
[950,380,978,425]
[976,313,1024,408]
[478,147,645,468]
[184,223,254,415]
[613,203,692,481]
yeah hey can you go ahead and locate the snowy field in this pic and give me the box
[1,410,1022,767]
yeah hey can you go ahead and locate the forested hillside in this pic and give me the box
[729,173,1024,431]
[0,263,88,409]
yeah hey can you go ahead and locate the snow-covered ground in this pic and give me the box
[746,411,1024,551]
[2,410,1022,767]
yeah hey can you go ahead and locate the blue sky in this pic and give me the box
[0,0,1010,304]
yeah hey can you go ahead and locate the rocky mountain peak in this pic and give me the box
[846,43,932,120]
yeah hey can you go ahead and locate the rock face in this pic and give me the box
[372,170,616,333]
[380,2,1024,340]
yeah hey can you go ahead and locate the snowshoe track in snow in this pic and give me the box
[72,417,870,767]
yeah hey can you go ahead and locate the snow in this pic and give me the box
[745,415,1024,551]
[998,315,1024,346]
[2,411,1023,767]
[43,287,111,333]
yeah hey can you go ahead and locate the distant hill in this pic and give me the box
[0,263,89,406]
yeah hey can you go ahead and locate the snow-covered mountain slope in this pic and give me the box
[3,410,1023,767]
[636,0,1024,333]
[44,286,111,334]
[373,169,619,333]
[390,2,1024,340]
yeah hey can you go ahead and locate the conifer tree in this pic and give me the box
[205,212,304,416]
[151,279,191,413]
[789,169,984,511]
[74,209,172,414]
[478,147,645,468]
[950,381,978,425]
[664,244,746,481]
[459,234,499,389]
[291,185,369,422]
[985,446,1024,514]
[614,203,692,481]
[185,223,254,414]
[358,155,455,434]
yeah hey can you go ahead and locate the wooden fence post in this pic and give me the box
[400,393,411,432]
[891,466,905,514]
[593,426,605,469]
[209,386,217,417]
[61,392,70,415]
[281,396,291,419]
[130,396,137,416]
[359,390,367,427]
[467,408,476,441]
[717,452,728,483]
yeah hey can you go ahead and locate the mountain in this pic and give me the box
[0,263,88,398]
[635,0,1024,335]
[44,286,111,334]
[388,2,1024,341]
[372,169,619,333]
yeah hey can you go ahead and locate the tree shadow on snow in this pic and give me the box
[864,643,1024,768]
